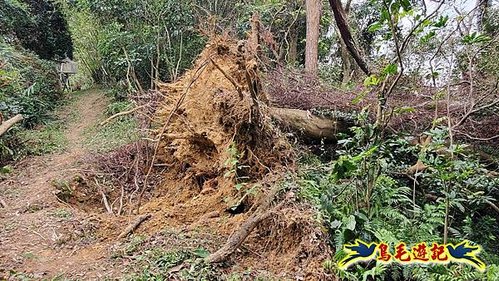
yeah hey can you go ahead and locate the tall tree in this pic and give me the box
[305,0,321,75]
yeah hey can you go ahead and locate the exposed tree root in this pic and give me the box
[206,186,287,263]
[118,214,152,239]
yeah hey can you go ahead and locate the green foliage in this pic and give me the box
[49,208,73,219]
[63,0,205,87]
[224,142,243,179]
[125,248,221,281]
[112,236,147,258]
[0,40,66,164]
[107,83,129,101]
[298,119,499,280]
[0,41,64,127]
[0,0,73,60]
[51,178,73,202]
[105,101,133,116]
[224,141,255,194]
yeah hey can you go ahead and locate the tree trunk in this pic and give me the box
[288,27,298,65]
[269,107,351,140]
[339,0,354,84]
[305,0,321,75]
[475,0,491,32]
[340,38,352,84]
[0,114,23,137]
[328,0,371,76]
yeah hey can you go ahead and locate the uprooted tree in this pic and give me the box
[149,33,342,264]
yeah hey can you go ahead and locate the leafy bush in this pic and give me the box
[298,117,499,280]
[0,0,73,60]
[0,41,64,127]
[0,40,66,164]
[106,101,133,116]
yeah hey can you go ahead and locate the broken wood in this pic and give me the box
[99,105,146,126]
[406,160,428,175]
[0,198,7,208]
[206,186,286,263]
[0,114,23,137]
[100,190,113,214]
[94,178,113,214]
[118,214,151,239]
[269,107,350,140]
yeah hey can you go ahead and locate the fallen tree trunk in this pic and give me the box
[269,107,351,141]
[0,114,23,137]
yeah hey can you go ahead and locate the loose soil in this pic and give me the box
[0,38,333,281]
[0,84,330,280]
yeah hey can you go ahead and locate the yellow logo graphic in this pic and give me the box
[338,240,486,272]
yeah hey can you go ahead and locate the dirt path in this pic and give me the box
[0,89,121,279]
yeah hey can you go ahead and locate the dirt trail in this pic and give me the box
[0,89,119,279]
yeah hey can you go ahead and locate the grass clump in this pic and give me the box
[49,208,73,219]
[84,116,139,153]
[125,248,219,281]
[16,122,68,156]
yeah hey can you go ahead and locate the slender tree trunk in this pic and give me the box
[288,27,298,65]
[340,39,352,84]
[339,0,354,84]
[475,0,490,32]
[328,0,370,76]
[305,0,321,75]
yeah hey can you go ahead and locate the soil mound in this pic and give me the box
[141,35,330,278]
[154,36,290,179]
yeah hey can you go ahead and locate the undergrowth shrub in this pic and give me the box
[0,41,63,127]
[106,100,133,116]
[298,114,499,281]
[0,40,65,163]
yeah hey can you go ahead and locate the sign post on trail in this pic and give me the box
[57,57,78,91]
